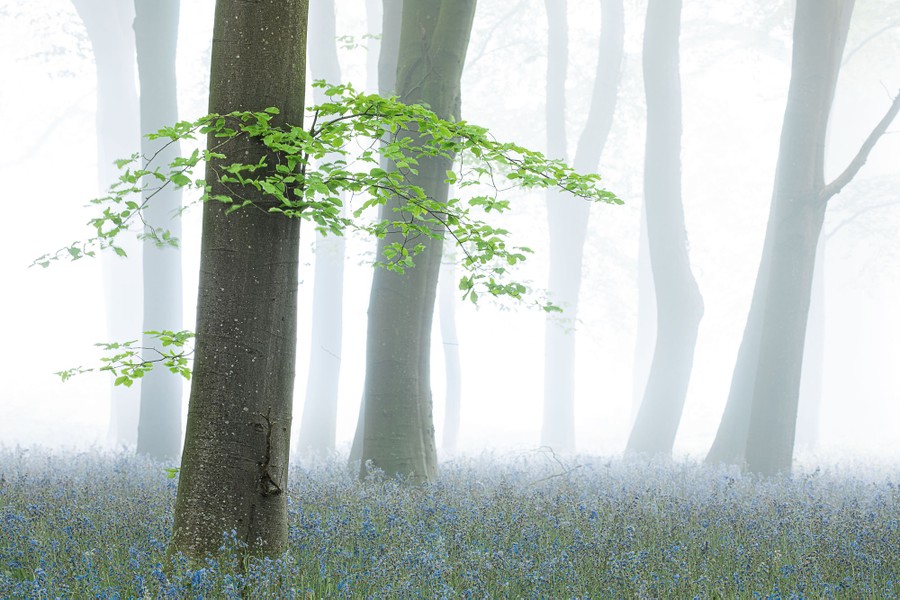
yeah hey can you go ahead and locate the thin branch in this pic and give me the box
[820,89,900,202]
[826,199,900,240]
[842,18,900,67]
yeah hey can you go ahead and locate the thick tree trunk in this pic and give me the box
[626,0,703,455]
[295,0,345,459]
[361,0,475,482]
[541,0,624,453]
[70,0,143,449]
[171,0,308,558]
[134,0,184,462]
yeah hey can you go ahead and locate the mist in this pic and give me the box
[3,0,897,465]
[2,1,899,595]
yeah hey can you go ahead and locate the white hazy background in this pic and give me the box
[1,0,898,464]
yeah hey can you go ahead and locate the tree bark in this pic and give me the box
[626,0,704,455]
[361,0,475,482]
[134,0,184,462]
[541,0,624,453]
[171,0,308,558]
[294,0,345,459]
[70,0,143,449]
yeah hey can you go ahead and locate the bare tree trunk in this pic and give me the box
[744,1,852,475]
[349,0,403,468]
[709,0,900,474]
[361,0,476,482]
[294,0,345,459]
[631,207,655,422]
[134,0,184,462]
[172,0,308,559]
[71,0,142,449]
[795,235,825,451]
[439,249,462,455]
[626,0,703,456]
[541,0,624,453]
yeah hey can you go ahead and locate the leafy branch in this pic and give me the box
[56,330,194,388]
[46,81,620,385]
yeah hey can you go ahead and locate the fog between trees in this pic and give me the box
[1,0,899,473]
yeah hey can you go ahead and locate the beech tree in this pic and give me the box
[626,0,704,455]
[294,0,346,459]
[706,0,900,474]
[134,0,184,462]
[47,0,617,558]
[171,0,309,558]
[360,0,477,483]
[541,0,624,453]
[70,0,142,447]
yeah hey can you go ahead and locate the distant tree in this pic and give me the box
[706,0,900,474]
[360,0,477,483]
[70,0,143,448]
[294,0,346,459]
[626,0,704,455]
[541,0,624,453]
[348,0,402,468]
[438,246,462,455]
[133,0,184,462]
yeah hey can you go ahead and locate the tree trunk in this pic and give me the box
[744,1,853,475]
[134,0,184,462]
[439,249,462,455]
[361,0,476,482]
[626,0,703,455]
[295,0,345,459]
[709,0,899,474]
[794,235,825,451]
[541,0,624,453]
[70,0,143,449]
[631,207,655,422]
[348,0,403,468]
[171,0,308,558]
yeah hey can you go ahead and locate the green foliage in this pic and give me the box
[45,81,619,385]
[56,330,194,388]
[37,81,618,301]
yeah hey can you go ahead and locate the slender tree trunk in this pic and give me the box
[626,0,703,456]
[744,2,852,475]
[349,0,403,468]
[171,0,308,558]
[365,0,382,93]
[795,235,825,451]
[70,0,143,449]
[439,248,462,455]
[541,0,624,453]
[134,0,184,462]
[295,0,345,459]
[631,206,655,422]
[361,0,476,482]
[709,0,899,474]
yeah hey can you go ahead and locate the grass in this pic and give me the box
[1,447,898,598]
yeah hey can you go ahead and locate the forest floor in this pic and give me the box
[0,447,897,598]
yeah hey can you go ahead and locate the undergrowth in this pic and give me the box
[1,448,897,598]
